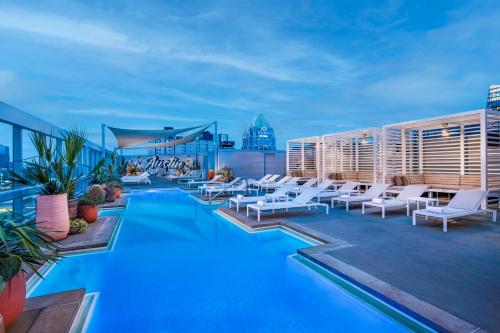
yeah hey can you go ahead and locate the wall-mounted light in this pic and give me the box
[361,132,367,145]
[441,123,450,137]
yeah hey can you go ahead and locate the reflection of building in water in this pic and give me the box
[242,114,276,151]
[148,128,234,156]
[0,144,10,169]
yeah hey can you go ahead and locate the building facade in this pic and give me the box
[487,85,500,111]
[148,129,234,156]
[242,114,276,151]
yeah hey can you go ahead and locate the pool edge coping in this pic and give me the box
[215,207,482,333]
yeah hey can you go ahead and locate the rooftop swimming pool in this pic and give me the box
[31,189,420,332]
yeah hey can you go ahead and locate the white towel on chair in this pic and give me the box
[340,194,350,199]
[294,186,300,191]
[257,200,265,207]
[237,194,243,200]
[426,206,444,213]
[372,198,384,204]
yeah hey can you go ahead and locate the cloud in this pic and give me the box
[68,108,206,122]
[0,5,354,83]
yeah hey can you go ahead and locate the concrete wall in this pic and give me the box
[216,150,286,179]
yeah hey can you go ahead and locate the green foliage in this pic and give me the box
[9,128,88,197]
[106,180,122,190]
[9,132,64,195]
[69,219,88,234]
[116,156,128,176]
[0,214,59,293]
[56,128,87,198]
[79,185,105,206]
[216,166,235,182]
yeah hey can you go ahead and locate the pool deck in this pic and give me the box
[56,215,121,253]
[7,289,85,333]
[218,203,500,332]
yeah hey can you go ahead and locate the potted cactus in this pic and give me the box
[69,218,88,235]
[0,215,58,329]
[77,185,105,223]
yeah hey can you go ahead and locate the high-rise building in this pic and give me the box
[487,85,500,111]
[0,144,10,169]
[148,128,234,156]
[242,114,276,151]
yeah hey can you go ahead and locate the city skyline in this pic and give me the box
[0,1,499,149]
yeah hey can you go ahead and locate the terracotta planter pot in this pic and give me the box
[208,170,215,180]
[105,189,116,202]
[114,188,121,199]
[0,272,26,330]
[67,198,78,219]
[77,205,98,223]
[36,193,70,240]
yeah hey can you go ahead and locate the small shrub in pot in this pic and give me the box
[77,186,105,223]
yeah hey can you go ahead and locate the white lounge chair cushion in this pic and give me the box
[372,198,384,204]
[237,194,243,200]
[340,194,350,198]
[257,200,265,206]
[426,206,444,214]
[447,189,486,211]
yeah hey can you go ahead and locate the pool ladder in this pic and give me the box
[208,177,252,205]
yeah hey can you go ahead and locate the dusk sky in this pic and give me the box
[0,0,499,149]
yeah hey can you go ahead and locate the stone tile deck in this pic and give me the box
[56,215,120,253]
[7,289,85,333]
[218,204,500,332]
[98,195,128,209]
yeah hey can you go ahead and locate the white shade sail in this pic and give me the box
[121,124,212,149]
[108,123,211,148]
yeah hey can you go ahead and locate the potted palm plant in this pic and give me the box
[0,215,58,329]
[9,133,70,240]
[54,128,87,219]
[77,185,105,223]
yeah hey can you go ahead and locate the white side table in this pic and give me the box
[406,197,440,216]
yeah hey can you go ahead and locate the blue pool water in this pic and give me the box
[32,189,411,332]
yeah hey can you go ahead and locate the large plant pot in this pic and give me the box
[0,272,26,330]
[36,193,70,240]
[67,198,78,219]
[114,188,121,199]
[77,205,98,223]
[208,170,215,180]
[105,189,116,202]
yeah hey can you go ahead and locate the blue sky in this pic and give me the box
[0,0,499,149]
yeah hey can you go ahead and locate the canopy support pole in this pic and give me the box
[101,124,106,159]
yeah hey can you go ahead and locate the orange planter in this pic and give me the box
[208,170,215,180]
[114,188,121,199]
[0,272,26,330]
[36,193,70,240]
[77,205,98,223]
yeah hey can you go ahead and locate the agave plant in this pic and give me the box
[0,213,59,293]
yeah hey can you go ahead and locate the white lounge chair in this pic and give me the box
[334,183,390,211]
[248,174,273,187]
[288,178,318,196]
[362,185,428,218]
[205,178,247,198]
[247,187,329,222]
[258,176,291,192]
[412,189,496,232]
[120,172,151,185]
[188,175,223,189]
[229,184,294,212]
[177,170,203,183]
[201,177,241,196]
[315,181,360,202]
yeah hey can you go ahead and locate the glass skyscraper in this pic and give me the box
[242,114,276,151]
[487,85,500,111]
